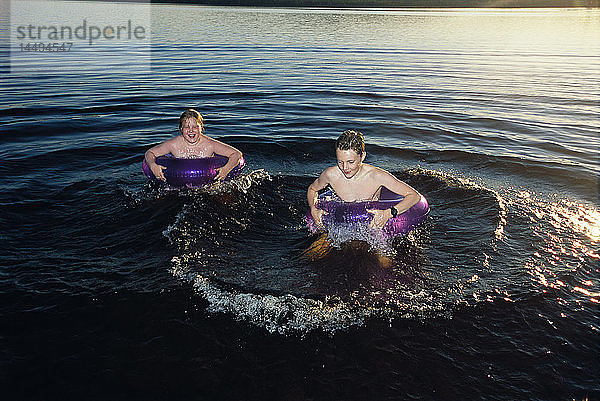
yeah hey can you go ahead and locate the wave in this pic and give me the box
[158,168,508,334]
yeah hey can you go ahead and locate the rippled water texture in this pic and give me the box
[1,4,599,400]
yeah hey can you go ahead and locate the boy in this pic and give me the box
[307,130,421,229]
[144,109,243,182]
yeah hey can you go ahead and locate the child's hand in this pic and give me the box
[310,208,328,229]
[150,163,167,181]
[367,208,392,229]
[214,167,229,182]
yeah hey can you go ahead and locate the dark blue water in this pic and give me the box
[1,4,599,400]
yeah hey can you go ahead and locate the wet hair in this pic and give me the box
[336,130,365,155]
[179,109,204,132]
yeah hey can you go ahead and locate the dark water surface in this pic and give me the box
[1,5,599,400]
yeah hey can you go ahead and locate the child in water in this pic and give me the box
[307,130,422,229]
[144,109,243,182]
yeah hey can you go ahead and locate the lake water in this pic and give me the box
[1,3,599,400]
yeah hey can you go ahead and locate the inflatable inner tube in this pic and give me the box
[142,154,245,187]
[306,186,429,238]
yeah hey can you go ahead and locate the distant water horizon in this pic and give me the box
[150,0,600,9]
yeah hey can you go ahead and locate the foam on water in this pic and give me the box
[161,169,517,334]
[155,165,597,335]
[203,169,273,196]
[170,254,445,335]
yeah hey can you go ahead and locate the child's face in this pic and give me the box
[336,148,364,179]
[180,118,201,144]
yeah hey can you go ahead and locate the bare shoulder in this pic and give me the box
[363,163,387,178]
[372,164,393,177]
[169,135,185,145]
[206,135,233,146]
[322,165,340,179]
[311,166,339,188]
[203,135,218,144]
[204,135,238,153]
[365,164,404,185]
[150,135,182,155]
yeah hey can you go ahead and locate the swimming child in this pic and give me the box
[307,130,422,229]
[144,109,243,182]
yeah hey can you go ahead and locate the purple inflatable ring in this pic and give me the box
[306,186,429,238]
[142,154,245,188]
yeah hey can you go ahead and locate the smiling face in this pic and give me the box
[336,148,365,179]
[180,117,202,145]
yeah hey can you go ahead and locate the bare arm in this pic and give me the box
[368,168,421,228]
[379,169,421,213]
[307,168,333,228]
[144,138,177,181]
[209,138,243,182]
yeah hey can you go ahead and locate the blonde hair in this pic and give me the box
[179,109,204,132]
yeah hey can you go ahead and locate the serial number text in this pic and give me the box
[19,42,73,52]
